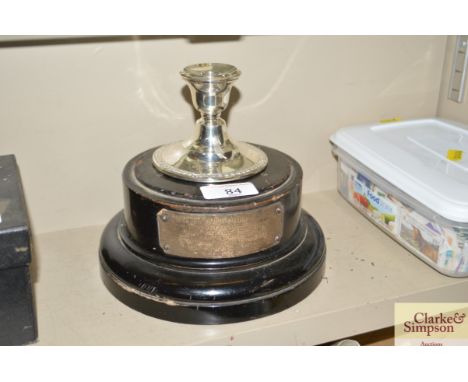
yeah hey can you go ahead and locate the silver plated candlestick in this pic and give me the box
[152,63,268,183]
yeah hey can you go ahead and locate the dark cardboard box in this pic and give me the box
[0,155,37,345]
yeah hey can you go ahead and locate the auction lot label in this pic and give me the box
[395,303,468,346]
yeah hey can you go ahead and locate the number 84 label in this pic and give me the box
[200,182,259,200]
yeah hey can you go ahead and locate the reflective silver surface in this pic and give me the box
[152,63,268,183]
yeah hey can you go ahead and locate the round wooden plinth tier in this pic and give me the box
[99,146,326,324]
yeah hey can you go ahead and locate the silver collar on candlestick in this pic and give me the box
[152,63,268,183]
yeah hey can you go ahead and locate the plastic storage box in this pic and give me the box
[330,118,468,277]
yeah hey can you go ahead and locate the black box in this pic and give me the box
[0,155,37,345]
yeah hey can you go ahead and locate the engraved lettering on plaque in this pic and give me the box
[157,203,284,259]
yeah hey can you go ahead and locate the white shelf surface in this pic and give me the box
[32,191,468,345]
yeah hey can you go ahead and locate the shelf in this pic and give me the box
[32,190,468,345]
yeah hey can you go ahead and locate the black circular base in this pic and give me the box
[99,210,326,324]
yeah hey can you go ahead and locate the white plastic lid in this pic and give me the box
[330,118,468,223]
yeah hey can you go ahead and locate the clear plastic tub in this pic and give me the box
[330,119,468,277]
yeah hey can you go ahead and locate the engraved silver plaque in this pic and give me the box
[157,203,284,259]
